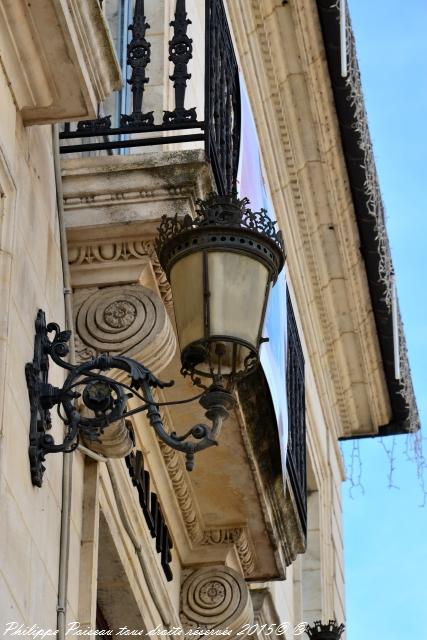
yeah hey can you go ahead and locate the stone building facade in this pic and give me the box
[0,1,419,639]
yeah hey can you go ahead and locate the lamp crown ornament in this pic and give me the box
[156,191,284,258]
[305,620,345,640]
[156,191,285,279]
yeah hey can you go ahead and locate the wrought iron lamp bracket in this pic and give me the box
[25,310,235,487]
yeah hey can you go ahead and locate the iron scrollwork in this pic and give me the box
[25,310,235,487]
[59,0,242,198]
[163,0,197,125]
[120,0,154,128]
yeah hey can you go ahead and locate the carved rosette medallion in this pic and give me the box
[74,284,176,374]
[180,566,253,635]
[103,300,137,329]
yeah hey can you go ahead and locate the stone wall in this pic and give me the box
[0,65,72,627]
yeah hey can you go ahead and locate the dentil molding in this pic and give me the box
[227,0,391,437]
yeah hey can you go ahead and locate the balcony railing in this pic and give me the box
[60,0,241,196]
[286,291,307,537]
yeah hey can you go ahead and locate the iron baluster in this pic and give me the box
[60,0,242,197]
[120,0,154,128]
[231,87,241,192]
[286,291,307,537]
[204,0,241,194]
[163,0,197,124]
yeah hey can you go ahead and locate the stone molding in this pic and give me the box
[62,150,213,236]
[73,284,176,375]
[68,239,173,308]
[227,0,391,437]
[235,397,304,577]
[201,529,256,578]
[180,566,253,635]
[250,587,281,636]
[157,435,205,544]
[0,0,121,125]
[157,419,256,578]
[0,148,16,437]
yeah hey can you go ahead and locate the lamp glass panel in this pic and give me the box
[170,252,204,351]
[207,251,269,348]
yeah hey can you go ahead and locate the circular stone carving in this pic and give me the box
[199,581,226,606]
[103,300,137,329]
[75,285,176,373]
[180,565,253,631]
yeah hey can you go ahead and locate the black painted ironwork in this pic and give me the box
[205,0,241,194]
[126,449,173,581]
[59,0,241,196]
[305,621,345,640]
[121,0,154,128]
[25,309,236,486]
[156,192,284,261]
[156,192,285,388]
[163,0,197,125]
[286,291,307,536]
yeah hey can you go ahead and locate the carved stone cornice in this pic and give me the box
[63,150,214,296]
[68,239,173,308]
[157,436,205,545]
[235,390,304,576]
[201,528,256,578]
[227,0,394,437]
[318,0,419,433]
[62,150,213,238]
[157,414,256,578]
[0,0,121,124]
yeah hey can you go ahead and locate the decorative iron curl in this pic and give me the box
[26,310,235,485]
[156,192,284,257]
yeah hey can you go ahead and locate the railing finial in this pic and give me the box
[164,0,197,124]
[120,0,154,128]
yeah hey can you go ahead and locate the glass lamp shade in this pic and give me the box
[156,193,285,385]
[170,250,270,378]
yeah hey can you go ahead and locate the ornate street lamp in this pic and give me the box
[305,621,345,640]
[156,192,285,386]
[25,193,285,485]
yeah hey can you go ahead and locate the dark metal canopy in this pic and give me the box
[156,192,285,280]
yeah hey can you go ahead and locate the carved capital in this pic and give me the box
[73,284,176,374]
[180,566,253,636]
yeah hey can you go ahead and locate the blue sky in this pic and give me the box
[342,1,427,638]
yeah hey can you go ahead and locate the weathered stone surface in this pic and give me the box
[180,565,253,635]
[74,284,176,374]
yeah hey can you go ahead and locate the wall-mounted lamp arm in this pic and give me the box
[26,310,235,486]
